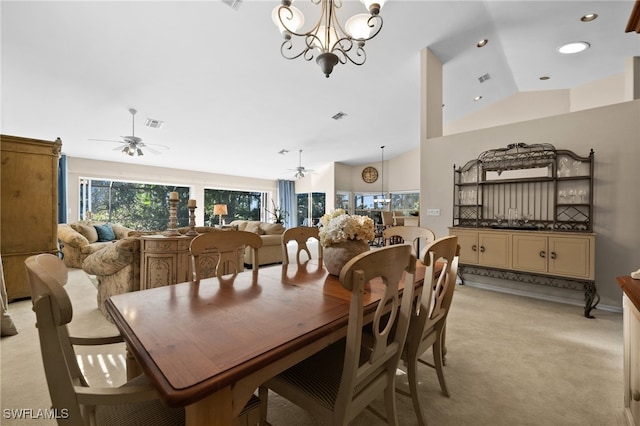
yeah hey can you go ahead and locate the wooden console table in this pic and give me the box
[139,234,194,290]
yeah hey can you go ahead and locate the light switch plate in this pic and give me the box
[426,209,440,216]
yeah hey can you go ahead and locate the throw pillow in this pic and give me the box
[77,224,99,243]
[94,223,116,242]
[244,222,264,235]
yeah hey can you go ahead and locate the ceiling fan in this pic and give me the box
[90,108,169,156]
[290,149,313,179]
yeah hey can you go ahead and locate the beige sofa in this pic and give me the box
[229,220,285,266]
[57,222,136,268]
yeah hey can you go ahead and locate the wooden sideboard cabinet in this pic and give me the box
[450,227,597,316]
[450,143,597,317]
[450,228,595,280]
[619,276,640,426]
[1,135,61,301]
[139,235,194,290]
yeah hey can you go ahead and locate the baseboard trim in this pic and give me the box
[460,280,622,314]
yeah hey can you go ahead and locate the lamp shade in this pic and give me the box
[213,204,228,215]
[272,4,304,34]
[345,13,373,39]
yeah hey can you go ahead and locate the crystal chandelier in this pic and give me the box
[272,0,386,78]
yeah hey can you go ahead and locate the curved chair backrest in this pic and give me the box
[383,225,436,257]
[411,235,459,354]
[336,244,416,423]
[281,226,323,265]
[24,253,87,424]
[190,230,263,280]
[380,210,394,227]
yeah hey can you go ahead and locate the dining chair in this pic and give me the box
[24,253,188,426]
[399,235,459,426]
[281,226,323,265]
[189,230,263,280]
[383,225,436,258]
[380,210,394,228]
[260,244,416,426]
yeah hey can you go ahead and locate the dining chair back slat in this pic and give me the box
[383,225,436,258]
[190,230,263,280]
[282,226,323,265]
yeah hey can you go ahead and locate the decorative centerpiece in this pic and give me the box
[319,209,375,276]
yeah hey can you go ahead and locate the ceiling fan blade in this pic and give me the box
[143,142,170,150]
[89,138,126,144]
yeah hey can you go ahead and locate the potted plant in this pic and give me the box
[266,200,288,224]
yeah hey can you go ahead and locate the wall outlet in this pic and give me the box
[426,208,440,216]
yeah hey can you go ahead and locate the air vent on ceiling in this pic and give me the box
[222,0,243,11]
[478,73,491,83]
[145,118,164,129]
[332,111,347,120]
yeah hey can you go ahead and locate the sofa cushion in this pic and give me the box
[230,220,248,231]
[244,221,264,235]
[262,223,285,235]
[94,223,116,242]
[77,223,99,243]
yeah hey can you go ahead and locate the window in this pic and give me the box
[390,191,420,214]
[297,192,325,226]
[354,193,382,224]
[204,189,263,226]
[335,191,350,211]
[79,178,190,230]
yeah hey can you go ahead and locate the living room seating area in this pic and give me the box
[58,220,287,320]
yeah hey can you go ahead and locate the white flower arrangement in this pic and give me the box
[318,209,376,247]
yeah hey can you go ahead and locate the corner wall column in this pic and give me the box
[625,57,640,101]
[420,48,443,141]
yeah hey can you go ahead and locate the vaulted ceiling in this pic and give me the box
[2,1,638,180]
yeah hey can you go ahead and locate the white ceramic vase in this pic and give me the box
[323,240,370,276]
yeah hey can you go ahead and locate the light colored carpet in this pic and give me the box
[0,268,626,425]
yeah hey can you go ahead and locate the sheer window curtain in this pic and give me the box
[278,180,295,229]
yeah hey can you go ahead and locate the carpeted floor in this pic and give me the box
[0,267,626,425]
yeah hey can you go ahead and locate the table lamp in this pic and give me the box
[213,204,228,226]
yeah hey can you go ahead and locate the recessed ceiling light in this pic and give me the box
[558,41,590,54]
[473,96,482,102]
[539,76,550,81]
[581,13,598,22]
[477,39,488,48]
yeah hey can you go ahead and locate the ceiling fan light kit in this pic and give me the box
[272,0,385,78]
[90,108,169,157]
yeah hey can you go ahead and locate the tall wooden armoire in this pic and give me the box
[1,135,61,301]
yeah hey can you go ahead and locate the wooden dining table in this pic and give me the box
[106,259,426,426]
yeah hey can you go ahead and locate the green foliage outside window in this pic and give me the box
[204,189,262,226]
[81,180,190,230]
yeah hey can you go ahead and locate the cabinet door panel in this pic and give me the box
[478,233,510,269]
[512,234,547,273]
[451,230,478,264]
[548,236,591,279]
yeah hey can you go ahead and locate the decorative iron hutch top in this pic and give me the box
[453,143,594,232]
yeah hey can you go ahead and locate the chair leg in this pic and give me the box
[258,386,269,426]
[384,376,400,426]
[407,357,427,426]
[433,334,450,398]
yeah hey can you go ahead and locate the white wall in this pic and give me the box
[66,157,277,225]
[421,100,640,309]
